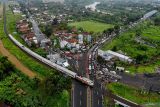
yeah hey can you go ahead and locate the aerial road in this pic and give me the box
[3,0,158,106]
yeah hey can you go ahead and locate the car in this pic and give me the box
[89,65,92,70]
[82,48,87,51]
[91,65,94,70]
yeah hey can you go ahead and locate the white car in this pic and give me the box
[89,65,92,70]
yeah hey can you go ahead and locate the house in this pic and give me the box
[56,58,69,67]
[67,38,78,47]
[87,35,92,43]
[22,32,38,47]
[13,7,21,14]
[60,40,68,48]
[78,34,83,44]
[19,28,30,33]
[17,23,29,29]
[32,37,38,45]
[16,20,30,34]
[47,54,60,63]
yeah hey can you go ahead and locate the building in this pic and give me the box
[56,58,69,68]
[42,0,64,3]
[16,20,30,34]
[98,50,133,63]
[60,40,68,48]
[47,54,60,63]
[78,34,83,44]
[22,32,38,47]
[87,35,92,43]
[67,38,78,47]
[13,9,21,14]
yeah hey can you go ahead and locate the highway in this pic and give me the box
[72,80,87,107]
[85,9,158,107]
[69,53,88,107]
[3,1,159,106]
[29,17,46,42]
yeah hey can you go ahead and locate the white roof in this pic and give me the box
[98,49,132,62]
[41,39,50,43]
[60,40,68,48]
[33,39,38,44]
[47,54,60,60]
[63,61,69,67]
[33,37,37,40]
[107,50,131,60]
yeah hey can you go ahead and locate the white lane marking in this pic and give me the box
[98,99,100,105]
[80,100,82,106]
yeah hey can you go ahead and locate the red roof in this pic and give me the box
[19,28,30,33]
[70,34,78,37]
[67,38,78,43]
[83,32,89,35]
[24,32,35,39]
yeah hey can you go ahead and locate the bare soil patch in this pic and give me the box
[0,40,36,78]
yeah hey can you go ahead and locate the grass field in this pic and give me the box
[101,22,160,74]
[108,83,160,105]
[142,25,160,41]
[68,20,114,33]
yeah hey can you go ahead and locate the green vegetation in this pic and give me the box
[102,21,160,74]
[68,20,114,33]
[0,56,14,80]
[0,55,70,107]
[108,83,160,105]
[141,25,160,41]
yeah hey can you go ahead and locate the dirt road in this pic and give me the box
[0,40,36,78]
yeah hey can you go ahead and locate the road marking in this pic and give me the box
[80,100,82,106]
[98,99,100,105]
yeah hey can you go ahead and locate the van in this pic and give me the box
[116,67,125,72]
